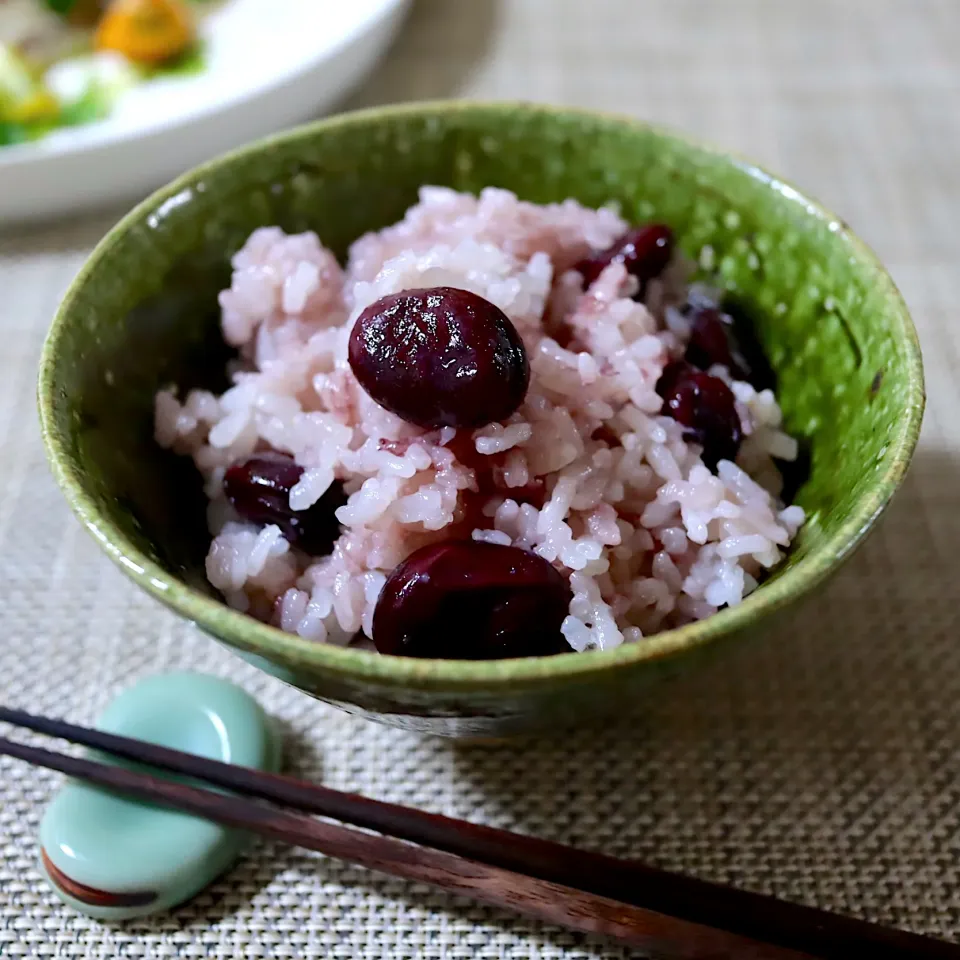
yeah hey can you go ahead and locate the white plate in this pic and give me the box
[0,0,411,223]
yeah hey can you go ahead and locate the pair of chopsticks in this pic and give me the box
[0,707,956,960]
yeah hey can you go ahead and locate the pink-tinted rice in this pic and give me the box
[155,187,804,653]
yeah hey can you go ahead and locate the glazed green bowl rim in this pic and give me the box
[38,100,925,692]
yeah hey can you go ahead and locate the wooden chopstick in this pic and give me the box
[2,709,958,960]
[0,734,808,960]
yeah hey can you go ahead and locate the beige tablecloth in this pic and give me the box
[1,1,958,955]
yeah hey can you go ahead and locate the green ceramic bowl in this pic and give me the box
[38,102,924,738]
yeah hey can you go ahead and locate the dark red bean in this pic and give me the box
[372,541,573,659]
[592,424,622,448]
[655,361,742,469]
[574,224,674,292]
[684,305,751,380]
[348,286,529,429]
[223,453,345,555]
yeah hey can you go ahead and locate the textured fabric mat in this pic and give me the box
[1,0,958,955]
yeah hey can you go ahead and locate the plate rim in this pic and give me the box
[0,0,410,170]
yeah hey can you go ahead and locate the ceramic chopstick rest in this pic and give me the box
[39,672,279,919]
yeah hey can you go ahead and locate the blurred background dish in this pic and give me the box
[1,0,219,148]
[0,0,411,222]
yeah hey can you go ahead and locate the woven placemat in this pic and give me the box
[1,0,958,955]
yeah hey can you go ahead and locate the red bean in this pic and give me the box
[656,361,742,469]
[223,453,345,555]
[372,541,573,659]
[348,287,529,429]
[574,224,674,293]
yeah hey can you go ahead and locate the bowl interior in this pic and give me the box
[39,103,923,691]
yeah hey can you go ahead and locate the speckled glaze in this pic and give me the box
[37,102,924,737]
[39,673,278,919]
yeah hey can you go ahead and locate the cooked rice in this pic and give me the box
[155,186,804,653]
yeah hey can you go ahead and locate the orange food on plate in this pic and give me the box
[94,0,194,64]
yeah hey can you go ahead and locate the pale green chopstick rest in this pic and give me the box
[39,672,279,920]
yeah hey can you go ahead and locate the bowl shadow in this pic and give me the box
[443,446,959,927]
